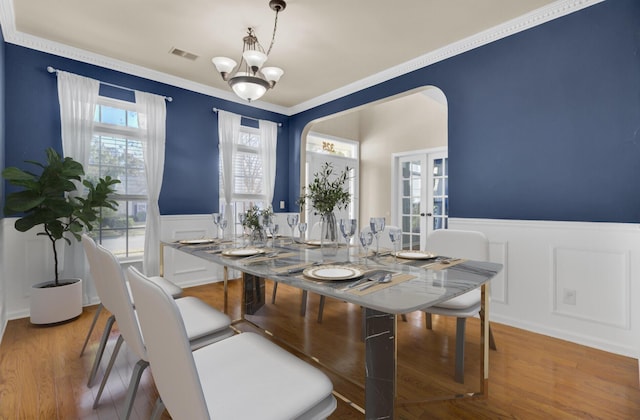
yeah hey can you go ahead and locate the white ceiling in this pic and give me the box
[3,0,594,114]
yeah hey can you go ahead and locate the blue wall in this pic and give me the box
[290,0,640,223]
[3,46,290,215]
[0,26,5,213]
[3,0,640,223]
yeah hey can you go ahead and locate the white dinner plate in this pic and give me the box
[178,238,216,245]
[395,250,437,260]
[305,240,337,246]
[303,265,364,281]
[221,248,265,257]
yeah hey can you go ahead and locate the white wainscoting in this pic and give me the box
[3,215,638,360]
[450,218,640,359]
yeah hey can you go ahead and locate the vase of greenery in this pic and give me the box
[241,205,273,246]
[298,162,351,249]
[3,147,120,324]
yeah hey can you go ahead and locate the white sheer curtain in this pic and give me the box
[56,71,100,288]
[259,119,278,206]
[218,110,241,235]
[135,91,166,276]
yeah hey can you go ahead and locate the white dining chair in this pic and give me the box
[81,235,183,386]
[84,238,233,419]
[423,229,497,383]
[127,266,337,420]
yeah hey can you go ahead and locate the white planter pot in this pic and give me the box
[30,278,83,325]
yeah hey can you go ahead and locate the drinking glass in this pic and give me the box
[268,223,279,250]
[369,217,386,257]
[298,222,308,242]
[359,230,374,266]
[211,213,221,239]
[339,218,356,258]
[238,213,247,245]
[388,228,402,262]
[287,214,299,243]
[219,219,228,241]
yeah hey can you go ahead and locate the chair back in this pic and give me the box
[126,266,210,419]
[426,229,488,261]
[90,242,148,361]
[81,234,115,314]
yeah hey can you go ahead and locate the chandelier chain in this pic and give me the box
[266,8,280,56]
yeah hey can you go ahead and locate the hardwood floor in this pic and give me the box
[1,278,638,419]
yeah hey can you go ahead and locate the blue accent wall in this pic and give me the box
[3,45,289,214]
[3,0,640,222]
[290,0,640,223]
[0,25,5,215]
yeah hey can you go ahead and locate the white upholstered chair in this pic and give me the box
[423,229,497,383]
[83,236,233,419]
[127,266,337,420]
[81,234,183,386]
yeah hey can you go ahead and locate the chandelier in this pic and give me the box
[212,0,287,102]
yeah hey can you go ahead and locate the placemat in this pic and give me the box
[242,252,297,265]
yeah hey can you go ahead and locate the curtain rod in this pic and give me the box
[212,107,282,127]
[46,66,173,102]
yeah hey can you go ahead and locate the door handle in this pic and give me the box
[420,213,432,217]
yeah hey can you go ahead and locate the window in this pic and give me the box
[85,97,147,260]
[219,125,267,217]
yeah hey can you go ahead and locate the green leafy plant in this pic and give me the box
[241,204,274,231]
[298,162,351,214]
[2,147,120,286]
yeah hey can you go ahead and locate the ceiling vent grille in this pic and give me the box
[169,47,198,61]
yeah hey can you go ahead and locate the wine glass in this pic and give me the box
[359,230,374,266]
[211,213,221,239]
[219,219,228,242]
[369,217,386,257]
[268,223,279,250]
[238,212,247,245]
[287,214,299,243]
[298,222,308,243]
[388,228,402,262]
[340,219,357,261]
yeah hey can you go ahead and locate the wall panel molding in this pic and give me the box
[450,218,640,358]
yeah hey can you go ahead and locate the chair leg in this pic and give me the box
[87,314,116,387]
[121,359,150,420]
[151,397,165,420]
[271,281,278,304]
[317,296,325,323]
[93,335,124,408]
[80,303,103,356]
[300,290,308,316]
[454,317,466,384]
[425,312,433,329]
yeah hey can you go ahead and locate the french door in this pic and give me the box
[393,149,448,250]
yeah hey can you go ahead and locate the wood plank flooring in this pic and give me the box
[0,278,638,419]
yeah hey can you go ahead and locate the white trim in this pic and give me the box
[0,0,604,116]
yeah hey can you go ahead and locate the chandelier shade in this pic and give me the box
[211,0,286,102]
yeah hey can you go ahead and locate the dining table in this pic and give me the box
[161,236,503,419]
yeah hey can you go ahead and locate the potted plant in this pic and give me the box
[2,147,120,324]
[240,204,274,245]
[298,162,351,243]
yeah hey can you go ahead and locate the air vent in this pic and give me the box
[169,47,199,61]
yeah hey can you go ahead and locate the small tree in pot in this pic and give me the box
[3,148,119,323]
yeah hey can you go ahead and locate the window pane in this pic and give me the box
[100,105,127,126]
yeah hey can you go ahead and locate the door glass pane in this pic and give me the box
[402,162,410,178]
[403,180,410,196]
[434,159,443,176]
[402,198,410,214]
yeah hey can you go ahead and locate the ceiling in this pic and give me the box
[6,0,582,113]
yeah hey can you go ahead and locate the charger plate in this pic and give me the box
[303,265,364,281]
[395,250,437,260]
[221,248,264,257]
[305,240,337,246]
[178,238,216,245]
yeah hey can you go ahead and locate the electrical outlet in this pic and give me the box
[563,288,577,305]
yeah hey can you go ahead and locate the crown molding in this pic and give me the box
[0,0,603,116]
